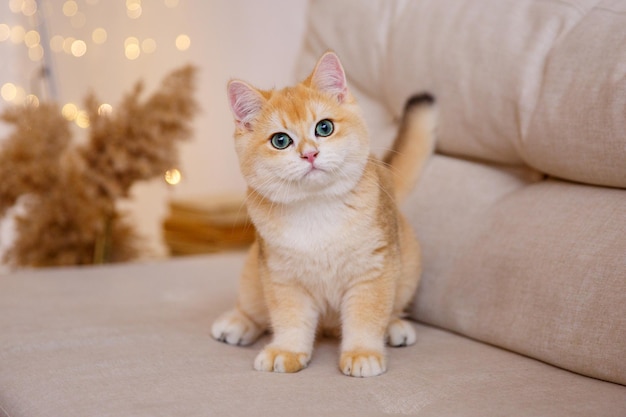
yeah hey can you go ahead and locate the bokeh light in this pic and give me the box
[98,103,113,116]
[75,110,90,128]
[141,38,156,54]
[164,169,182,185]
[1,83,17,102]
[92,28,107,44]
[71,39,87,57]
[62,103,78,121]
[175,34,190,51]
[62,0,78,17]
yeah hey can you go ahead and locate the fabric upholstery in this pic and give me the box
[297,0,626,385]
[405,155,626,384]
[1,255,625,416]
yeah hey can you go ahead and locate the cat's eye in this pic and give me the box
[315,119,334,137]
[270,132,292,150]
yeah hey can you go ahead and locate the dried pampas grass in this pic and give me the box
[0,65,198,267]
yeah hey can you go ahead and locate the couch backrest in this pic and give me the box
[296,0,626,385]
[297,0,626,189]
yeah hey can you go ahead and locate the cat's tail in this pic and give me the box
[383,93,438,203]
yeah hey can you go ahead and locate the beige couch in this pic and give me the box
[1,0,625,415]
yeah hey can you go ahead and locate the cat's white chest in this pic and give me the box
[258,197,385,310]
[278,200,346,252]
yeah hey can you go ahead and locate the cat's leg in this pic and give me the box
[211,241,268,346]
[254,281,319,373]
[340,276,394,377]
[386,218,420,347]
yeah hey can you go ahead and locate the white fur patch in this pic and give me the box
[211,309,264,346]
[387,319,417,347]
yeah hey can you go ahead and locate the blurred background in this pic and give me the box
[0,0,308,262]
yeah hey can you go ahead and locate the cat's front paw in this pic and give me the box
[254,347,309,373]
[386,318,417,347]
[211,308,264,346]
[340,350,387,377]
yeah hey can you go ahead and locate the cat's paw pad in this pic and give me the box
[340,350,386,377]
[386,318,417,347]
[254,347,309,373]
[211,309,264,346]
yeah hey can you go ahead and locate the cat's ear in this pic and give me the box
[227,80,265,130]
[311,51,348,103]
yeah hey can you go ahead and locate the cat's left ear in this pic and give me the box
[311,51,348,103]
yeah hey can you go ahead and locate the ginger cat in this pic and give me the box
[211,51,436,377]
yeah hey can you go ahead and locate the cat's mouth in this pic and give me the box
[302,165,327,181]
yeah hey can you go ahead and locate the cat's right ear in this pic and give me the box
[227,80,265,130]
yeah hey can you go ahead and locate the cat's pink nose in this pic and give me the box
[301,150,319,164]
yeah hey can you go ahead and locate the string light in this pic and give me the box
[126,0,143,19]
[70,39,87,57]
[141,38,156,54]
[97,103,113,116]
[62,1,78,17]
[8,0,22,13]
[124,36,141,60]
[75,110,90,128]
[164,169,182,185]
[25,94,39,107]
[10,25,25,44]
[61,103,78,120]
[21,0,38,17]
[175,34,190,51]
[92,28,107,44]
[24,30,40,47]
[1,83,17,102]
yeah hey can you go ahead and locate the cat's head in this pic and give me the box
[227,52,369,204]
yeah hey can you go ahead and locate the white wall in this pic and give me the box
[0,0,309,260]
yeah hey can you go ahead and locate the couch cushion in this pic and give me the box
[403,155,626,385]
[1,255,625,416]
[297,0,626,188]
